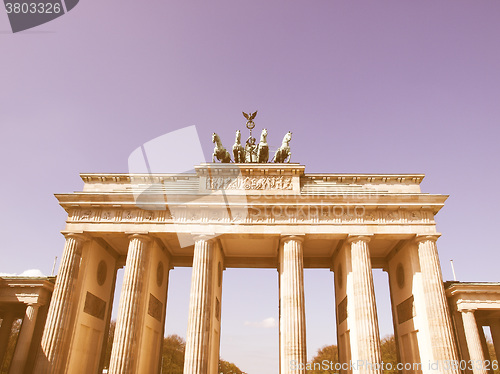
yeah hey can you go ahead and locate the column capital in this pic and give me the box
[192,233,217,243]
[461,308,476,314]
[280,235,305,244]
[127,233,152,242]
[25,302,41,308]
[62,232,88,242]
[346,235,373,244]
[415,234,441,244]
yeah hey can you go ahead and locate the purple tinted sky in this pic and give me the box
[1,1,500,372]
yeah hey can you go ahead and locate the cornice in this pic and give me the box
[79,171,426,184]
[446,283,500,297]
[304,173,425,184]
[55,192,447,205]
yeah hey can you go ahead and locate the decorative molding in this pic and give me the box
[79,172,424,185]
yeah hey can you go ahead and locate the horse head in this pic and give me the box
[260,128,268,142]
[283,131,292,144]
[235,130,241,143]
[212,133,218,144]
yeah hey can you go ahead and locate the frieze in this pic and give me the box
[122,210,135,221]
[101,210,114,221]
[206,176,293,190]
[68,208,434,225]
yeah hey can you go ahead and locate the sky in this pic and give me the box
[1,1,500,373]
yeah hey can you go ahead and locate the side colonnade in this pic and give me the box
[446,283,500,374]
[33,233,171,374]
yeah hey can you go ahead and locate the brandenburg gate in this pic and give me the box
[33,122,461,374]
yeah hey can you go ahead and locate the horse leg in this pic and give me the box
[279,149,284,163]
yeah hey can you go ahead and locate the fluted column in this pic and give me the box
[34,232,86,374]
[348,235,382,374]
[416,235,459,371]
[109,234,151,374]
[9,304,40,374]
[183,236,215,374]
[0,311,16,366]
[462,310,488,374]
[279,235,307,374]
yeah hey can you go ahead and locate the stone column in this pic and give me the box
[279,235,307,374]
[109,234,151,374]
[9,304,40,374]
[416,235,459,372]
[0,311,16,366]
[34,233,87,373]
[462,310,488,374]
[183,236,215,374]
[348,235,382,374]
[489,319,500,364]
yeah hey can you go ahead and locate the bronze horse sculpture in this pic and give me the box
[232,130,245,163]
[212,133,231,163]
[257,128,269,163]
[272,131,292,163]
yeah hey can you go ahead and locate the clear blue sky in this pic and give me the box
[1,1,500,373]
